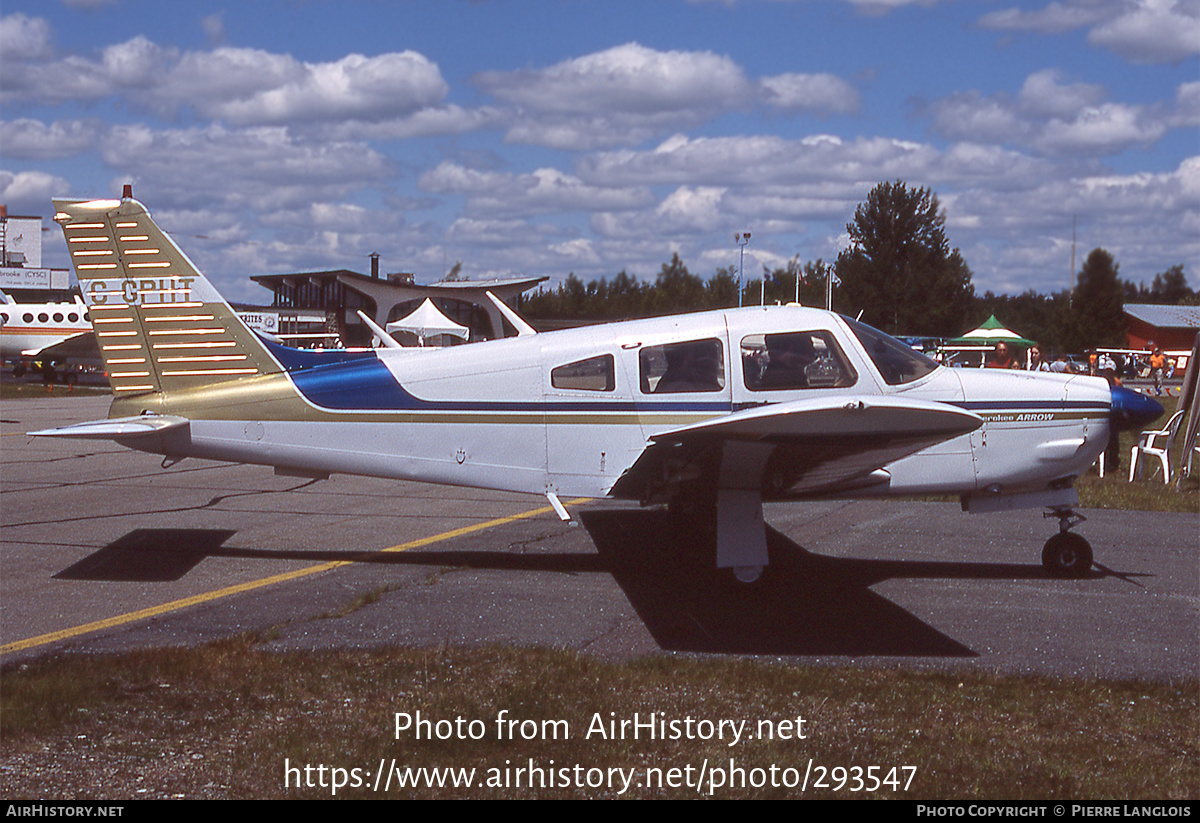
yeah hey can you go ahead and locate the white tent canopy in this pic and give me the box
[385,298,468,346]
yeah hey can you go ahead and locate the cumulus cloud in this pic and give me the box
[843,0,945,15]
[0,119,99,159]
[0,169,73,215]
[477,43,751,115]
[474,43,756,149]
[418,162,653,217]
[980,0,1200,63]
[760,73,861,114]
[978,0,1115,34]
[578,133,948,188]
[0,13,52,62]
[922,69,1172,156]
[184,50,450,125]
[1017,69,1106,117]
[1037,103,1167,153]
[0,18,456,130]
[922,92,1032,144]
[654,186,728,233]
[318,105,505,141]
[473,44,860,149]
[1087,0,1200,63]
[1173,81,1200,126]
[96,124,393,210]
[947,156,1200,290]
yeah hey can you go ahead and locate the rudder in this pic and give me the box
[54,193,282,397]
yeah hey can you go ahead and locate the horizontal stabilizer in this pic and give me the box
[30,415,190,440]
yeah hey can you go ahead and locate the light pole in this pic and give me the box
[735,231,751,308]
[825,262,839,312]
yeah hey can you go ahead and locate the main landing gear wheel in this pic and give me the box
[1042,532,1093,579]
[732,565,763,584]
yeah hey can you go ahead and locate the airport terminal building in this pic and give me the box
[244,265,547,348]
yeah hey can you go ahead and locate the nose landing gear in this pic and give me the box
[1042,506,1093,578]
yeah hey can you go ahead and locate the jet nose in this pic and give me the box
[1110,385,1164,432]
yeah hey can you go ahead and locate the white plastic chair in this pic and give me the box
[1129,409,1186,483]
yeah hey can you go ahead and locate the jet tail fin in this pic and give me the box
[53,194,283,399]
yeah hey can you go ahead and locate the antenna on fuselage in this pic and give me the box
[485,290,537,336]
[356,310,403,349]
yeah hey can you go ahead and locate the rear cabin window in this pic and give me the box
[551,354,615,392]
[741,331,857,391]
[640,338,725,393]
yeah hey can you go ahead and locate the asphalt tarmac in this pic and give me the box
[2,393,1196,680]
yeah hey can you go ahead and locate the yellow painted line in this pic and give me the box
[0,497,589,655]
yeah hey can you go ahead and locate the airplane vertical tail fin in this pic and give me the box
[53,193,283,398]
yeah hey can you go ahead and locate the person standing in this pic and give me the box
[987,342,1015,369]
[1149,346,1166,396]
[1029,347,1051,372]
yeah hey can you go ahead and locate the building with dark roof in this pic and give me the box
[249,268,547,348]
[1124,304,1200,353]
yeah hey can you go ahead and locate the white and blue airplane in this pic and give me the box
[34,192,1163,581]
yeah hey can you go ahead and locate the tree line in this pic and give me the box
[515,181,1194,354]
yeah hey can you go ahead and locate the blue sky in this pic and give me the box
[2,0,1196,305]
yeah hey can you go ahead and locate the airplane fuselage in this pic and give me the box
[0,297,92,360]
[112,305,1113,503]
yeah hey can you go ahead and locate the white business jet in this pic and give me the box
[0,290,96,380]
[33,192,1164,581]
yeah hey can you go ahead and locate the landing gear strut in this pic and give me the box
[1042,506,1093,578]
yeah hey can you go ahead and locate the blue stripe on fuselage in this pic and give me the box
[290,356,418,410]
[948,399,1109,413]
[284,350,730,413]
[258,335,379,371]
[282,351,1117,416]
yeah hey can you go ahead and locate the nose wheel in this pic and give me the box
[1042,506,1093,578]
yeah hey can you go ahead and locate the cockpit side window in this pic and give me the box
[551,354,615,392]
[842,316,939,385]
[640,338,725,393]
[741,331,857,391]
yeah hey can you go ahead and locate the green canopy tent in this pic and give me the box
[949,315,1038,347]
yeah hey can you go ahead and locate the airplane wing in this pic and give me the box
[610,395,982,504]
[21,330,99,361]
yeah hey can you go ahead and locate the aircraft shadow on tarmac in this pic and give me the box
[57,511,1130,657]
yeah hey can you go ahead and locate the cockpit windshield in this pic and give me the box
[841,316,939,385]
